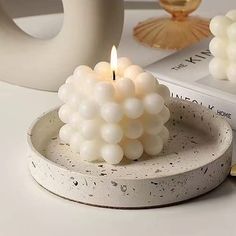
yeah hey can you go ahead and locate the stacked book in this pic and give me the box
[145,39,236,130]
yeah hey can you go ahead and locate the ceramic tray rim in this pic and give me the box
[27,98,233,181]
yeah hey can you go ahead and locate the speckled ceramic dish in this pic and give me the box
[27,98,233,208]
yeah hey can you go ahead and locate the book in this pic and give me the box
[145,39,236,130]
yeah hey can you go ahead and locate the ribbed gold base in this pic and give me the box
[133,16,211,50]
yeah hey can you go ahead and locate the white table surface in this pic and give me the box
[1,4,236,236]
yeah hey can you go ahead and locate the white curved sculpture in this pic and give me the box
[0,0,124,91]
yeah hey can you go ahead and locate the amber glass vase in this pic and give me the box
[133,0,211,50]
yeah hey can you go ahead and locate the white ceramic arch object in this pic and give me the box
[0,0,124,91]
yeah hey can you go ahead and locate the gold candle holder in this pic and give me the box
[133,0,211,50]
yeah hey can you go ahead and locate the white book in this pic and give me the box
[145,39,236,130]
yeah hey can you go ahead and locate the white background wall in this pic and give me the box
[0,0,235,18]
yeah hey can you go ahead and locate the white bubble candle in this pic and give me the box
[209,10,236,82]
[58,46,170,164]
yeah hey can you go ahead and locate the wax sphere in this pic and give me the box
[123,98,144,119]
[101,123,123,144]
[159,126,169,144]
[81,119,100,139]
[83,73,99,91]
[80,140,101,162]
[72,76,84,93]
[135,72,158,96]
[58,104,73,123]
[227,43,236,61]
[159,106,170,124]
[143,115,163,135]
[74,65,93,79]
[58,83,73,103]
[101,144,124,164]
[209,58,227,80]
[143,93,164,114]
[94,81,115,105]
[69,112,82,129]
[142,134,164,156]
[115,77,135,98]
[78,99,98,119]
[209,37,228,58]
[68,93,83,109]
[94,61,111,77]
[209,16,232,37]
[65,75,73,84]
[226,10,236,21]
[156,85,170,103]
[70,132,84,153]
[59,124,75,143]
[226,64,236,82]
[124,65,143,80]
[123,139,143,160]
[227,22,236,41]
[101,102,123,123]
[123,119,143,139]
[117,57,132,76]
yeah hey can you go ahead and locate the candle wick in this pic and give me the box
[113,70,116,81]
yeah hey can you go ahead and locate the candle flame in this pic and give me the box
[110,45,118,72]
